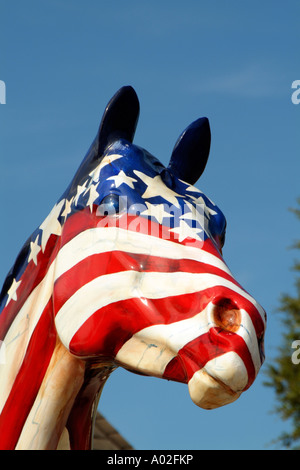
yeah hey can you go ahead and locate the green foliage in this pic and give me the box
[264,199,300,449]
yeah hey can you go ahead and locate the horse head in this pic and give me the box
[53,86,266,410]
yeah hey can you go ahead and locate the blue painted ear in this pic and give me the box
[168,117,211,185]
[65,86,140,197]
[97,85,140,156]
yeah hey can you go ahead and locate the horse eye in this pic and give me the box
[220,230,226,248]
[98,194,123,216]
[214,230,226,254]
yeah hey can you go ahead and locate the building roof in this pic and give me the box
[93,412,133,450]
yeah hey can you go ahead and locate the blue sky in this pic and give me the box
[0,0,299,449]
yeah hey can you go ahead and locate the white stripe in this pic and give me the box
[55,270,263,352]
[235,309,261,374]
[54,226,233,281]
[0,263,55,413]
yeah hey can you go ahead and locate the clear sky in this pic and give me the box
[0,0,299,450]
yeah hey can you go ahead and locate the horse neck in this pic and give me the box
[0,255,113,449]
[0,260,59,448]
[15,346,114,450]
[15,339,85,449]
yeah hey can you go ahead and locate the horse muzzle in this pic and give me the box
[187,352,246,410]
[163,294,266,410]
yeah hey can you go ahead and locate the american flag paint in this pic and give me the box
[0,87,266,449]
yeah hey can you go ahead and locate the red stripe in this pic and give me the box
[68,293,210,359]
[0,300,57,450]
[53,250,241,314]
[163,328,256,390]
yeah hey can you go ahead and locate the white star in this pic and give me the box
[39,199,65,252]
[89,153,124,182]
[74,181,88,206]
[186,184,201,194]
[169,220,203,243]
[140,202,172,224]
[180,201,205,225]
[6,278,22,307]
[28,235,41,265]
[86,184,100,212]
[61,197,73,220]
[107,170,137,189]
[189,195,218,218]
[134,170,183,208]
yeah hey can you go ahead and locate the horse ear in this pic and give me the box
[97,86,140,156]
[167,117,211,185]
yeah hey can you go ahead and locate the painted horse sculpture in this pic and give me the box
[0,86,266,450]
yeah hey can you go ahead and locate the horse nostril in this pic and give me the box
[212,298,241,333]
